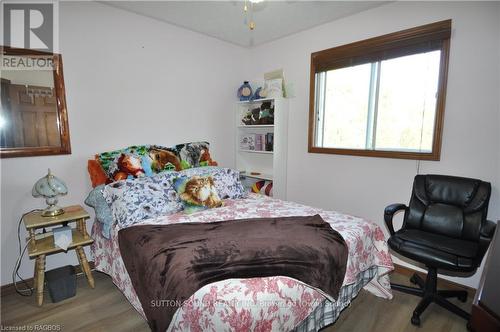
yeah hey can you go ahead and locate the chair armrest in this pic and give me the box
[384,203,407,236]
[476,220,497,266]
[481,220,497,239]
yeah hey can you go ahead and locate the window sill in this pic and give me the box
[308,146,440,161]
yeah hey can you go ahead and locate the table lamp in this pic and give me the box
[32,169,68,217]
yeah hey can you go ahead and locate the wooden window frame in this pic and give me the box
[308,20,451,160]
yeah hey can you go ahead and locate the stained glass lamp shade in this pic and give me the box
[32,169,68,217]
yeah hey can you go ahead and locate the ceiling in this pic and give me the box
[103,1,387,47]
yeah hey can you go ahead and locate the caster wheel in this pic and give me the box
[411,315,421,327]
[410,275,418,285]
[458,293,468,303]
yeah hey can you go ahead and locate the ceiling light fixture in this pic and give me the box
[244,0,263,30]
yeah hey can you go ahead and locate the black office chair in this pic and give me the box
[384,174,496,326]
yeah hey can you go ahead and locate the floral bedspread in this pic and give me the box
[91,194,393,332]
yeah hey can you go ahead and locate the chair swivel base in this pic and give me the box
[391,268,470,327]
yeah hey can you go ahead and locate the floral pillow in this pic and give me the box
[102,171,183,228]
[178,167,247,199]
[84,185,113,238]
[174,175,223,214]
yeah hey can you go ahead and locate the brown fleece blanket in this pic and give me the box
[118,214,348,332]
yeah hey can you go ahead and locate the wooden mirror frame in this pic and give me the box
[1,46,71,158]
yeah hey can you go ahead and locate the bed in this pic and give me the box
[91,192,393,332]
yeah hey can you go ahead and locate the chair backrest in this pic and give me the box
[404,174,491,241]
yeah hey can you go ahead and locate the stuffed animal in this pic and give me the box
[250,87,268,101]
[149,148,182,172]
[250,108,261,124]
[241,112,253,125]
[237,81,253,101]
[180,176,222,208]
[113,153,146,181]
[259,101,274,125]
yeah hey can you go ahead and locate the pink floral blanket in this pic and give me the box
[92,194,393,331]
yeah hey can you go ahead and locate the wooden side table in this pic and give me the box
[23,205,95,306]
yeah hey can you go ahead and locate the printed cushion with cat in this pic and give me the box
[174,175,223,214]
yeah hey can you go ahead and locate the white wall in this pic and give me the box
[248,1,500,288]
[0,2,246,286]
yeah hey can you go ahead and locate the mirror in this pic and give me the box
[1,47,71,158]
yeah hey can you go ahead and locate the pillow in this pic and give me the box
[174,175,223,214]
[96,145,156,182]
[178,167,247,199]
[84,185,113,239]
[94,142,218,183]
[173,141,218,169]
[87,160,110,187]
[252,180,273,197]
[149,145,182,172]
[102,171,183,228]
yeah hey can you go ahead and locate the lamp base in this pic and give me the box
[42,206,65,217]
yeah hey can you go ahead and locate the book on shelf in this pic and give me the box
[240,133,274,151]
[255,134,262,151]
[265,133,274,151]
[239,134,256,150]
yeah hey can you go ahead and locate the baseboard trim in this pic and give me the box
[1,261,95,297]
[392,263,476,294]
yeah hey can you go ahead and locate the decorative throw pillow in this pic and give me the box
[174,175,223,214]
[149,145,182,172]
[102,171,183,228]
[96,145,183,182]
[252,180,273,197]
[87,159,111,187]
[84,185,113,238]
[97,145,153,181]
[178,167,247,199]
[94,143,218,183]
[173,141,218,169]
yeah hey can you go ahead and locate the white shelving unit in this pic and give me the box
[235,98,288,199]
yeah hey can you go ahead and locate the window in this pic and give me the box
[309,20,451,160]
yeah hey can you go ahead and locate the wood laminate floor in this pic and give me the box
[1,271,472,332]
